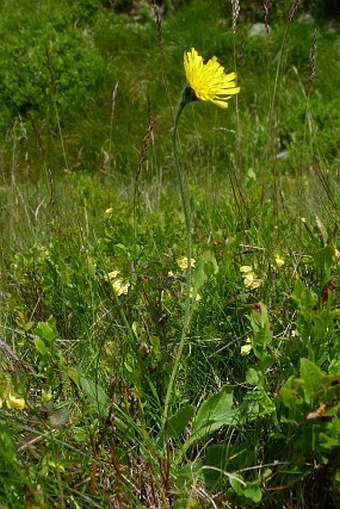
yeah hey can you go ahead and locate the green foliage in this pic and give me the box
[0,0,339,507]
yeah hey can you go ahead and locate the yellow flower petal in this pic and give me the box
[240,265,253,274]
[241,343,252,356]
[183,48,240,109]
[176,256,196,269]
[111,279,130,296]
[6,393,26,410]
[274,255,285,268]
[243,275,263,289]
[104,270,119,281]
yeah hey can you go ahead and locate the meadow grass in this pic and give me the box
[0,1,339,508]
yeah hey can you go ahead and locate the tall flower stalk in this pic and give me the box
[162,48,240,431]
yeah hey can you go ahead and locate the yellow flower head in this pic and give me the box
[274,255,285,268]
[6,393,26,410]
[111,279,130,297]
[183,48,240,109]
[104,270,130,296]
[240,265,263,290]
[240,343,252,356]
[176,256,196,270]
[104,270,119,282]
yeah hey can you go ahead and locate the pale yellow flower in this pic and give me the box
[111,279,130,296]
[190,287,202,302]
[274,255,285,268]
[105,207,113,217]
[184,48,240,109]
[243,274,263,289]
[104,270,129,296]
[176,256,196,270]
[104,270,119,282]
[240,344,252,356]
[334,248,340,259]
[240,265,253,275]
[240,337,252,356]
[6,393,26,410]
[240,265,263,290]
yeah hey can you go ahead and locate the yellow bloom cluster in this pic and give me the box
[240,265,263,290]
[0,392,25,410]
[176,256,196,270]
[274,255,285,268]
[184,48,240,109]
[104,270,130,296]
[240,338,252,356]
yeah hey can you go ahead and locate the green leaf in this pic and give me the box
[35,318,57,344]
[80,376,109,415]
[192,261,208,296]
[229,474,247,495]
[34,337,48,356]
[243,483,262,502]
[49,407,71,428]
[201,250,219,275]
[168,405,195,439]
[314,245,334,274]
[300,358,324,402]
[249,303,273,361]
[202,445,255,488]
[190,387,237,443]
[246,368,260,386]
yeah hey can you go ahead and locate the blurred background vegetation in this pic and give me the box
[0,0,338,179]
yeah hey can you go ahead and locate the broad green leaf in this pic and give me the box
[192,261,208,296]
[300,358,324,402]
[80,376,109,415]
[314,245,334,274]
[190,387,237,443]
[34,337,48,356]
[49,407,71,428]
[202,445,255,488]
[35,319,57,344]
[246,368,260,386]
[168,405,195,439]
[200,250,219,275]
[243,483,262,502]
[229,474,246,495]
[194,387,233,426]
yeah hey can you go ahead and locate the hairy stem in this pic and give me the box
[162,98,193,430]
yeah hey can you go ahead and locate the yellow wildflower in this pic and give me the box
[176,256,196,270]
[243,274,262,289]
[274,255,285,268]
[6,393,26,410]
[183,48,240,109]
[111,279,130,296]
[240,265,263,290]
[104,270,119,282]
[105,208,113,217]
[104,270,130,296]
[190,287,202,302]
[240,337,252,356]
[240,265,253,275]
[334,248,340,259]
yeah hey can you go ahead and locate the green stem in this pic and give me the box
[162,97,193,430]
